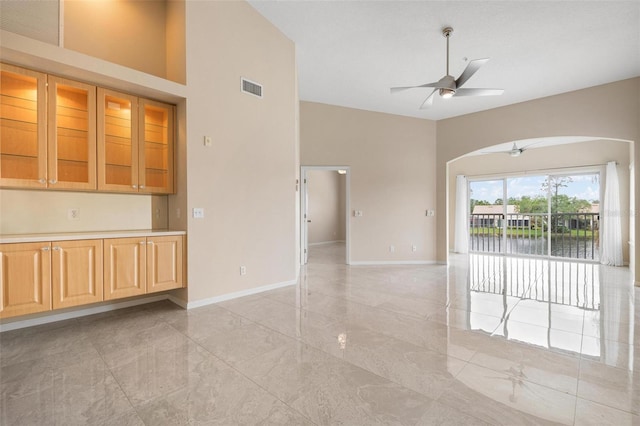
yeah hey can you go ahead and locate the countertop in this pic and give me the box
[0,229,186,244]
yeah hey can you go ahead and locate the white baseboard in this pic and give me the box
[349,260,437,266]
[0,294,173,333]
[186,279,298,309]
[309,240,345,246]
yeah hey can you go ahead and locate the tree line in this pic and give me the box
[470,176,597,214]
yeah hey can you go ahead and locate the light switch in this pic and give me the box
[204,136,212,147]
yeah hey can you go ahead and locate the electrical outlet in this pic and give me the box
[240,265,247,275]
[204,136,212,147]
[427,210,435,217]
[67,208,80,220]
[412,245,417,252]
[192,208,205,219]
[389,245,395,253]
[354,210,363,217]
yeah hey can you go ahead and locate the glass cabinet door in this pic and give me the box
[97,89,138,192]
[0,64,47,188]
[139,99,174,194]
[47,76,96,190]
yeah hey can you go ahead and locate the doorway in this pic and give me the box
[469,170,601,261]
[300,166,351,265]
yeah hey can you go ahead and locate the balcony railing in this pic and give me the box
[469,254,600,310]
[469,212,599,260]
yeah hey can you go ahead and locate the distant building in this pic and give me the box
[471,205,530,227]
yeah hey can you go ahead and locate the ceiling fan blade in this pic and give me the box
[455,58,490,88]
[454,88,504,97]
[390,82,439,94]
[419,89,437,109]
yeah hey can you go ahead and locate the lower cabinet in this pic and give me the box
[0,242,52,318]
[146,236,184,294]
[0,234,184,319]
[103,237,147,300]
[104,235,184,300]
[51,239,103,309]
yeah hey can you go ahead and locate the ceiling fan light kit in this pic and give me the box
[439,88,455,98]
[391,26,504,109]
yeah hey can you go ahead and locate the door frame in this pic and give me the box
[300,166,351,265]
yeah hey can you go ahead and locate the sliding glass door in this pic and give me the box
[468,172,600,261]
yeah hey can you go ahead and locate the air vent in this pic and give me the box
[241,77,263,98]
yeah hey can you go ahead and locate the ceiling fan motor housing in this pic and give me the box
[437,75,456,90]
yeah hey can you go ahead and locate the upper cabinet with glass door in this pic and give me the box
[47,76,96,190]
[0,65,96,190]
[1,63,175,194]
[139,99,174,194]
[0,64,47,188]
[97,88,138,192]
[97,90,174,194]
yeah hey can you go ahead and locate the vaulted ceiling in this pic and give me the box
[248,1,640,120]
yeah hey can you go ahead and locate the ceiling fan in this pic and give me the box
[506,142,524,157]
[391,27,504,109]
[480,142,526,157]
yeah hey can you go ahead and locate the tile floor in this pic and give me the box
[1,242,639,425]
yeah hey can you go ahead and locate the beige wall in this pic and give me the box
[301,102,437,263]
[64,0,185,83]
[0,1,296,304]
[437,78,640,279]
[165,0,186,84]
[307,170,346,244]
[184,1,297,302]
[0,189,167,234]
[448,140,632,262]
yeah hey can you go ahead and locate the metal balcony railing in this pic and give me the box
[468,254,600,310]
[469,212,599,260]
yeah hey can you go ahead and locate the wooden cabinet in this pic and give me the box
[139,99,174,194]
[0,65,97,190]
[1,63,175,194]
[103,237,147,300]
[47,76,97,190]
[51,240,103,309]
[104,235,184,300]
[97,89,138,192]
[0,242,52,318]
[147,235,183,293]
[0,64,47,188]
[0,234,184,318]
[98,90,174,194]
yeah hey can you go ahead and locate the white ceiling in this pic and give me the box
[248,1,640,121]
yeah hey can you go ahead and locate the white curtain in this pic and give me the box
[600,161,623,266]
[454,175,469,254]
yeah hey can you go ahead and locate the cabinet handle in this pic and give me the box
[41,247,50,251]
[132,185,138,189]
[147,241,154,245]
[139,185,145,189]
[139,241,145,245]
[52,246,61,251]
[39,178,46,184]
[49,179,57,184]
